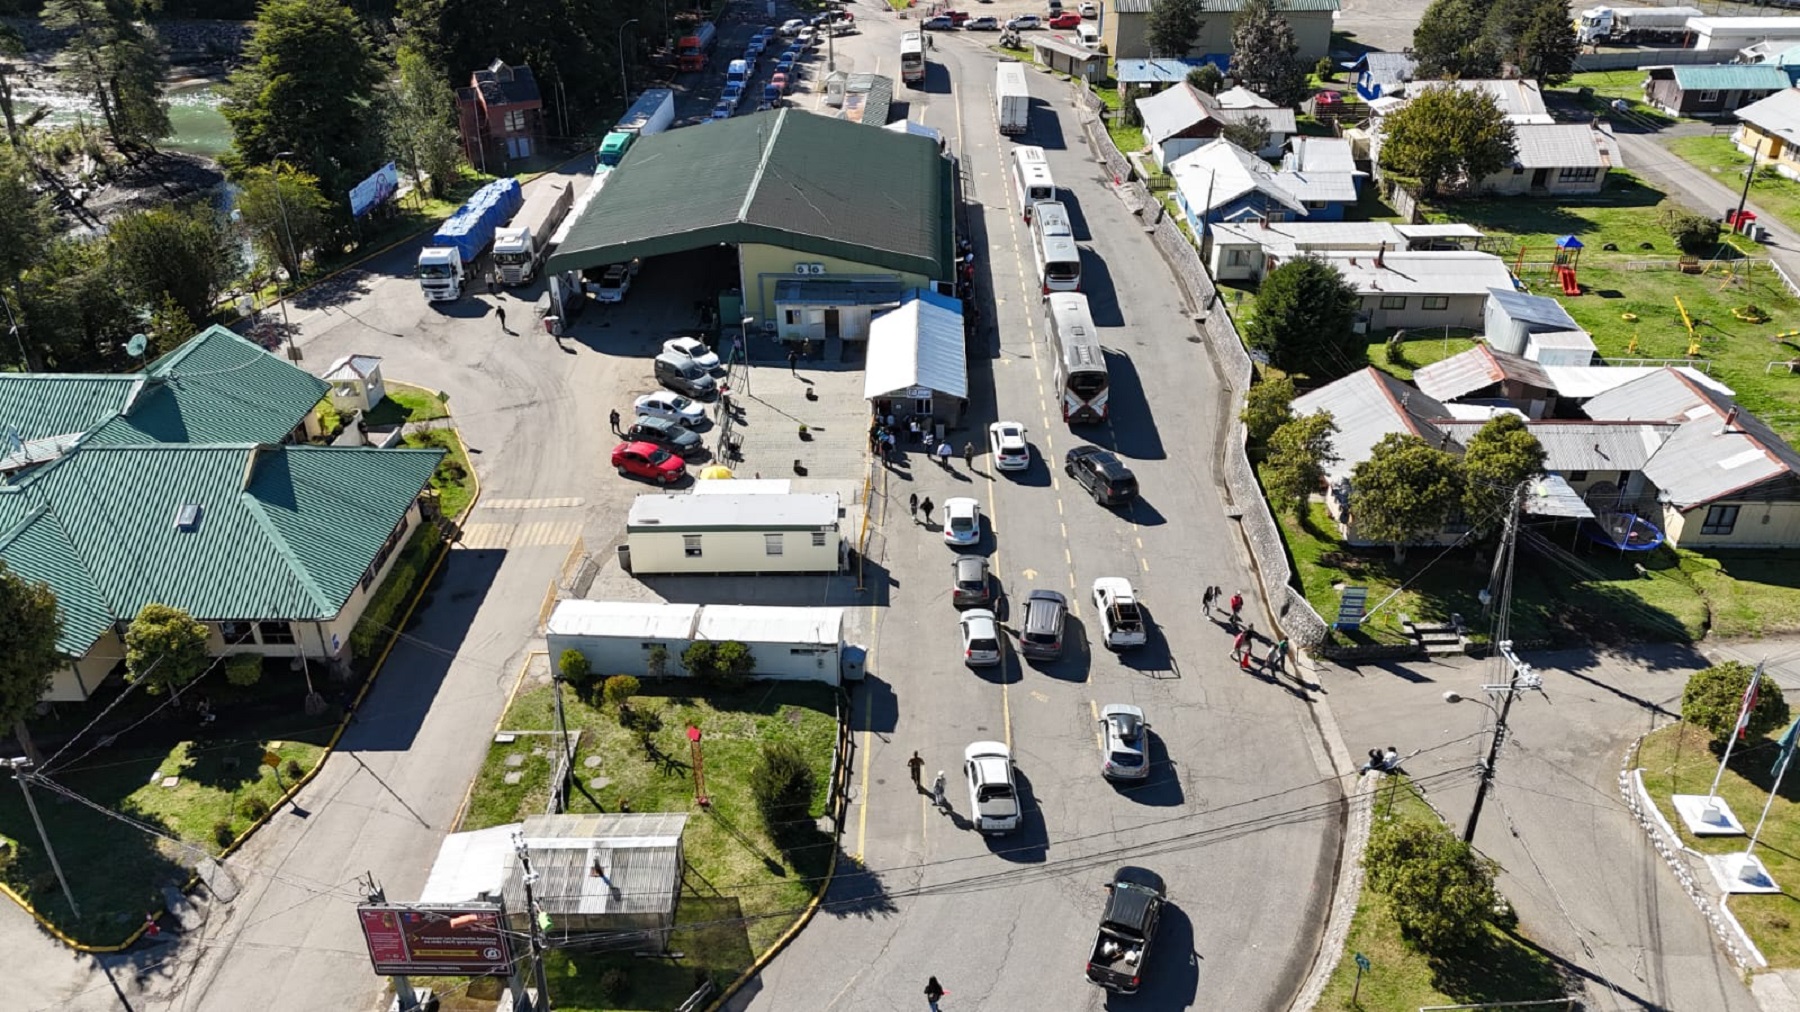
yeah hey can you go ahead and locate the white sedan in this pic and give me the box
[1098,704,1151,780]
[634,391,707,429]
[663,336,720,371]
[988,420,1031,471]
[779,17,805,35]
[959,608,1001,666]
[964,741,1021,833]
[942,497,981,546]
[595,264,632,303]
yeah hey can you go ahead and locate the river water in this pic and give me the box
[15,79,233,159]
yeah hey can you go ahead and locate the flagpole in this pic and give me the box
[1708,660,1765,799]
[1745,741,1793,861]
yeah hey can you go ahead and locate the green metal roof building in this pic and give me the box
[547,108,954,329]
[0,326,445,702]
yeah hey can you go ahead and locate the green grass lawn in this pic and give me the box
[1274,497,1708,646]
[454,679,839,1012]
[1667,134,1800,239]
[1365,332,1480,381]
[403,427,476,519]
[363,383,451,427]
[1316,778,1566,1009]
[1676,549,1800,638]
[1638,722,1800,967]
[0,670,337,943]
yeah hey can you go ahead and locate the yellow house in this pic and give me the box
[1733,88,1800,181]
[1104,0,1340,63]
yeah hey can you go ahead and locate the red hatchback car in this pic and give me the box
[612,441,685,484]
[1048,11,1082,28]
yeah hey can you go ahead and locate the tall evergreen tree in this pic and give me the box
[1230,0,1309,106]
[1410,0,1493,79]
[1510,0,1580,86]
[384,45,464,199]
[41,0,170,151]
[1146,0,1206,58]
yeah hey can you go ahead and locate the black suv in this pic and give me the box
[1064,445,1138,505]
[627,415,705,458]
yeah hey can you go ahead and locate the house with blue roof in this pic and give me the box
[0,325,445,702]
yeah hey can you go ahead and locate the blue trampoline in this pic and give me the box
[1583,512,1665,551]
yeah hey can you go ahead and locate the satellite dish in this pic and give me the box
[126,333,149,358]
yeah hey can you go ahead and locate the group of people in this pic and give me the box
[1203,585,1291,676]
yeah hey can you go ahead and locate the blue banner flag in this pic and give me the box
[1776,717,1800,776]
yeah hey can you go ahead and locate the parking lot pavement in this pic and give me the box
[717,335,878,486]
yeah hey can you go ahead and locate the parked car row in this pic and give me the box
[714,23,823,120]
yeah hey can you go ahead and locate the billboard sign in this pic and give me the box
[348,162,401,218]
[357,903,512,975]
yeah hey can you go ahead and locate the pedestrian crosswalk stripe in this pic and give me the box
[479,497,584,511]
[453,520,581,550]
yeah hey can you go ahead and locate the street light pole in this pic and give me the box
[270,151,302,360]
[6,760,79,919]
[619,19,641,109]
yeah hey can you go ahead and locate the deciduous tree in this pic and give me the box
[1459,414,1545,536]
[1186,63,1223,95]
[1147,0,1206,57]
[125,602,211,695]
[1264,411,1338,520]
[1683,661,1790,745]
[1378,84,1517,198]
[19,235,139,371]
[0,560,62,760]
[1349,433,1463,561]
[1221,114,1271,156]
[146,293,198,354]
[1365,817,1499,951]
[1244,257,1363,379]
[233,163,333,287]
[1241,374,1296,454]
[1229,0,1309,106]
[108,203,239,326]
[385,45,464,200]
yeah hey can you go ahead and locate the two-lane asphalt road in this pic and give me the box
[732,13,1341,1011]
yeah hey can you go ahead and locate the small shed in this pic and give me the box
[419,823,518,906]
[771,278,904,344]
[1031,36,1107,80]
[546,601,846,683]
[1484,287,1595,366]
[625,491,843,574]
[502,813,688,944]
[865,290,967,427]
[322,354,386,413]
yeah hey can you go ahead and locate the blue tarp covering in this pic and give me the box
[429,178,523,263]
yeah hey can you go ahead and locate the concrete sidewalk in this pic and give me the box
[1317,639,1779,1011]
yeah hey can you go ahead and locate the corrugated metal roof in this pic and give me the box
[1115,58,1211,84]
[1170,140,1309,216]
[1435,420,1673,471]
[504,814,688,919]
[1214,86,1278,110]
[1511,124,1605,169]
[1736,88,1800,140]
[86,326,329,447]
[1115,0,1154,12]
[1292,368,1454,487]
[1488,287,1579,331]
[1208,0,1340,10]
[0,374,139,444]
[1287,137,1357,174]
[1032,35,1106,63]
[1294,251,1515,297]
[1540,365,1733,400]
[1210,221,1405,249]
[1138,84,1211,145]
[548,109,952,281]
[1218,105,1298,133]
[627,491,839,530]
[0,443,441,655]
[1407,79,1553,124]
[1671,63,1791,91]
[1414,344,1552,403]
[1272,169,1360,202]
[547,600,701,641]
[323,355,383,381]
[420,824,517,903]
[864,290,968,400]
[695,605,843,646]
[1396,224,1485,240]
[1583,368,1800,507]
[1523,474,1595,519]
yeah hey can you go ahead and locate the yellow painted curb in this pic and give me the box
[448,650,544,834]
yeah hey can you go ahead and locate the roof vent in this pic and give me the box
[174,503,202,532]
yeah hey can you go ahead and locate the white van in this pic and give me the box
[1077,22,1101,48]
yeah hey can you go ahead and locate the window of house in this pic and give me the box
[1307,201,1328,210]
[1697,90,1721,103]
[1422,296,1449,310]
[1567,470,1589,482]
[1379,295,1406,310]
[220,621,252,644]
[811,531,827,547]
[683,535,703,557]
[257,621,297,645]
[1227,249,1252,266]
[784,309,802,326]
[503,109,526,132]
[1702,504,1740,535]
[765,533,784,556]
[1558,166,1600,182]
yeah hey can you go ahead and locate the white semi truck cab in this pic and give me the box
[416,247,467,301]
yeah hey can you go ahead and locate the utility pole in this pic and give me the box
[513,832,554,1012]
[6,760,78,918]
[1734,139,1761,234]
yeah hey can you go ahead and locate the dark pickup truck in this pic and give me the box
[1085,866,1166,993]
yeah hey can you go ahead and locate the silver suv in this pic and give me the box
[1019,589,1067,660]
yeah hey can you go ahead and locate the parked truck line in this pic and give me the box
[1574,6,1702,45]
[679,21,717,72]
[598,88,676,169]
[492,178,574,286]
[996,62,1030,136]
[417,177,523,302]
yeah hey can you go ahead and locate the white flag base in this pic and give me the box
[1673,794,1747,836]
[1707,851,1781,894]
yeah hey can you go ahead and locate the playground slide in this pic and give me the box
[1558,266,1579,296]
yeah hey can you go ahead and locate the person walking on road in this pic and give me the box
[1228,591,1244,624]
[495,303,508,332]
[1269,636,1290,674]
[609,408,621,434]
[931,771,947,809]
[937,441,952,468]
[925,976,947,1011]
[962,441,975,468]
[909,492,920,522]
[920,496,934,526]
[788,348,799,375]
[908,751,925,791]
[1202,585,1218,614]
[1231,627,1249,660]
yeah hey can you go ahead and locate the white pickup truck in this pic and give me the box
[1092,577,1148,650]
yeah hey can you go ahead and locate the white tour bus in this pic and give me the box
[1011,146,1056,222]
[1045,292,1109,423]
[1030,200,1082,293]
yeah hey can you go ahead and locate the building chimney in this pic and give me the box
[1720,406,1738,434]
[1375,242,1386,268]
[1349,256,1358,266]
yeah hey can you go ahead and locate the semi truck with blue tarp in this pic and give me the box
[417,177,524,301]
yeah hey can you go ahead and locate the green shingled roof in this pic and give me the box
[0,325,324,454]
[0,443,443,656]
[547,108,953,280]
